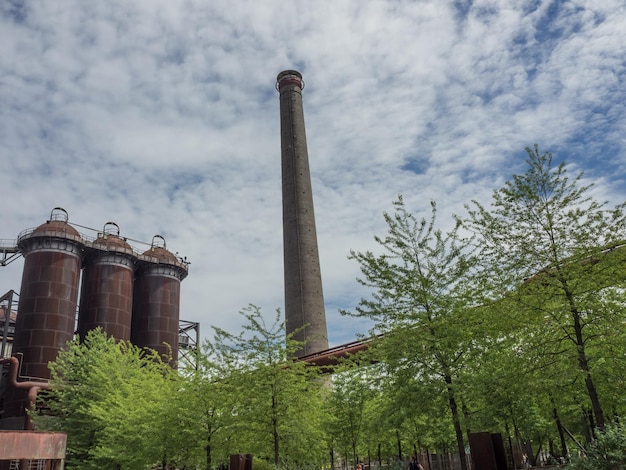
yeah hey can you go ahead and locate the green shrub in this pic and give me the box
[567,424,626,470]
[252,458,277,470]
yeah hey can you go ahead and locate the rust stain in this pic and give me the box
[0,431,67,460]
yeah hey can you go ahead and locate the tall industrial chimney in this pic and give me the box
[276,70,329,357]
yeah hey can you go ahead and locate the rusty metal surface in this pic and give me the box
[0,431,66,460]
[297,335,381,368]
[131,271,181,366]
[13,246,82,380]
[77,254,134,342]
[229,453,253,470]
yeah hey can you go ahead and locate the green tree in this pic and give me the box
[35,329,177,469]
[465,145,626,431]
[345,196,479,470]
[171,351,236,470]
[207,305,328,467]
[567,423,626,470]
[326,363,378,467]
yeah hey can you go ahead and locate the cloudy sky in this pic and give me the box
[1,1,625,347]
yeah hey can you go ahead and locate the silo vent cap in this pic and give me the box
[151,234,167,249]
[48,207,69,223]
[102,222,120,236]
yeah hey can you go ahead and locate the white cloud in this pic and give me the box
[1,0,625,347]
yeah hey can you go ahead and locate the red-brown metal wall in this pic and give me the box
[2,212,188,428]
[4,220,83,421]
[77,233,135,341]
[13,222,83,379]
[131,245,187,367]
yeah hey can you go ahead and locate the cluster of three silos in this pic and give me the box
[3,209,187,426]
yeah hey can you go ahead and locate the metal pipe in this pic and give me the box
[0,356,49,430]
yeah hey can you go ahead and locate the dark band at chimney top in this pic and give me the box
[276,70,304,91]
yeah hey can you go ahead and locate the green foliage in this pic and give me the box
[325,365,379,465]
[252,458,277,470]
[205,305,329,467]
[567,424,626,470]
[337,145,626,466]
[345,196,479,469]
[35,328,178,469]
[467,145,626,278]
[466,145,626,431]
[33,310,329,470]
[27,144,626,469]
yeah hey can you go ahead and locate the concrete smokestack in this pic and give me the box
[276,70,329,357]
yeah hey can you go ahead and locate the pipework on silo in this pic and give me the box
[277,70,329,357]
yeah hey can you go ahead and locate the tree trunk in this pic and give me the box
[561,275,606,429]
[505,422,516,470]
[445,374,468,470]
[272,392,280,465]
[206,441,212,470]
[523,441,535,466]
[461,398,472,445]
[550,397,568,461]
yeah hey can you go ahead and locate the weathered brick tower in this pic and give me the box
[276,70,329,357]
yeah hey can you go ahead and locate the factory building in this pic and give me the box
[0,208,188,430]
[1,69,327,432]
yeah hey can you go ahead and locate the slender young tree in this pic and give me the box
[325,362,379,467]
[207,305,328,466]
[346,196,478,470]
[465,145,626,431]
[174,345,237,470]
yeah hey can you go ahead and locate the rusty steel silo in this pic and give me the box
[131,235,187,366]
[77,222,135,342]
[12,208,84,378]
[3,208,84,424]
